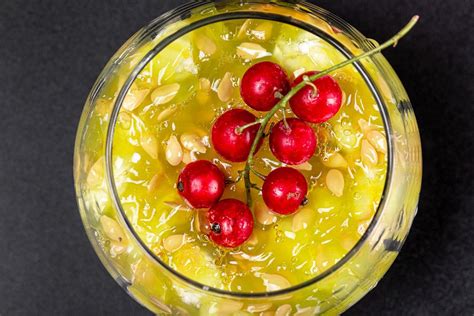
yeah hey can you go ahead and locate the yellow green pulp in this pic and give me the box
[85,19,387,294]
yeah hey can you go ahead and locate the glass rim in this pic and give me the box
[104,0,395,298]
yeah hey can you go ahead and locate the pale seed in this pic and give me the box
[212,300,244,314]
[237,19,252,39]
[151,83,180,105]
[110,240,128,256]
[251,21,273,40]
[326,169,344,197]
[361,139,378,166]
[87,157,105,187]
[140,133,158,159]
[118,111,132,129]
[275,304,292,316]
[162,234,188,253]
[291,161,313,171]
[180,133,207,154]
[247,303,272,313]
[217,72,233,102]
[165,135,183,166]
[100,216,125,242]
[255,201,277,226]
[349,40,368,55]
[293,68,306,78]
[132,259,158,285]
[358,118,371,134]
[322,152,348,169]
[261,273,291,291]
[198,78,211,91]
[367,130,387,153]
[148,172,163,192]
[379,75,394,102]
[236,42,270,60]
[149,297,173,315]
[196,35,217,56]
[294,307,317,316]
[292,208,315,232]
[182,150,197,165]
[313,18,336,35]
[128,286,172,315]
[157,105,177,122]
[122,89,150,111]
[174,307,190,316]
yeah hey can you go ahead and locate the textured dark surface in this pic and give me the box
[0,0,473,315]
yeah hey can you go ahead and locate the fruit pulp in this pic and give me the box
[84,19,388,294]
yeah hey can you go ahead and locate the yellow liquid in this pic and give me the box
[86,19,387,294]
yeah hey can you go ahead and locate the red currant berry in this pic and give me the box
[262,167,308,215]
[241,61,290,111]
[270,118,317,165]
[289,71,343,123]
[208,199,254,248]
[177,160,225,209]
[211,109,262,162]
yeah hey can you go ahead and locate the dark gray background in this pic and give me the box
[0,0,473,315]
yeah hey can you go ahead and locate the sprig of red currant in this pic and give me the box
[176,16,419,248]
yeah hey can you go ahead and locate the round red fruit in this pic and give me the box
[211,109,262,162]
[177,160,225,209]
[208,199,254,248]
[241,61,290,111]
[262,167,308,215]
[270,118,317,165]
[289,71,343,123]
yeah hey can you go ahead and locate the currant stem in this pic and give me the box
[250,184,262,192]
[281,108,290,130]
[250,167,266,180]
[226,170,244,185]
[243,15,419,206]
[235,119,264,135]
[303,75,319,98]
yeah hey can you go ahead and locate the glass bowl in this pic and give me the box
[74,1,422,314]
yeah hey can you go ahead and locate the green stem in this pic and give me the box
[251,184,262,192]
[303,75,319,98]
[226,170,244,185]
[250,167,266,180]
[281,108,290,130]
[235,119,264,135]
[243,15,419,206]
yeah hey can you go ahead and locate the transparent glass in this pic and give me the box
[74,1,422,314]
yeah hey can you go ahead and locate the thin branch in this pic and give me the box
[303,75,318,98]
[281,108,290,130]
[250,167,266,180]
[242,16,419,206]
[235,119,263,135]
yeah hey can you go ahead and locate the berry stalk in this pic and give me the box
[243,15,419,206]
